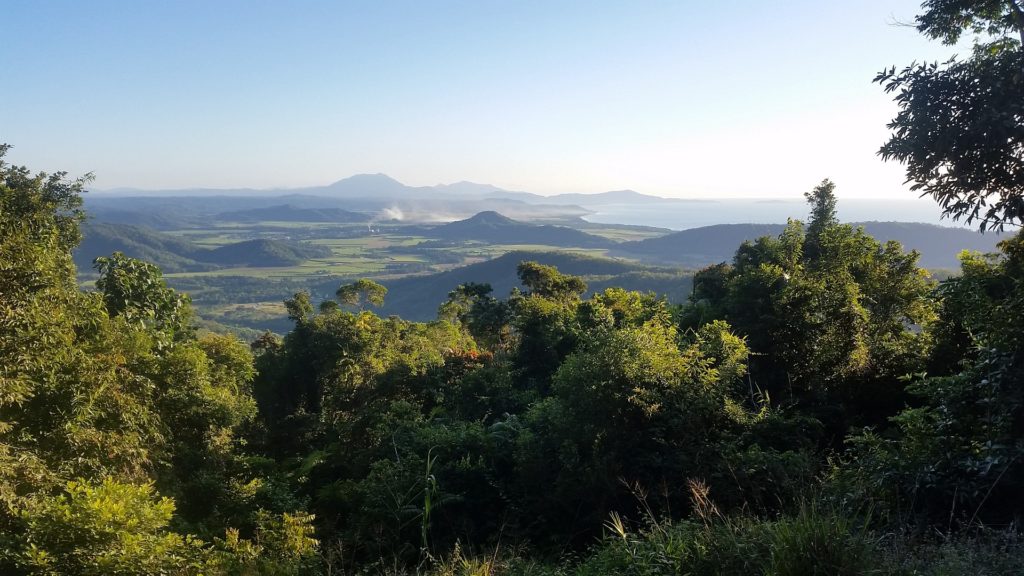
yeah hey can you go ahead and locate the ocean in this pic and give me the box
[581,197,961,231]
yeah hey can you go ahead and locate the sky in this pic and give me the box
[2,1,966,198]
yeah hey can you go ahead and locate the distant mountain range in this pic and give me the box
[93,173,677,206]
[214,204,367,223]
[84,184,593,227]
[615,221,1004,269]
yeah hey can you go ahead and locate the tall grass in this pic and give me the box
[327,481,1024,576]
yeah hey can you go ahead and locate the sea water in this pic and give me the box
[582,197,960,231]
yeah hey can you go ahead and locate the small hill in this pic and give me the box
[214,204,367,223]
[618,221,1004,269]
[856,222,1004,268]
[375,250,691,321]
[203,239,332,267]
[616,224,785,267]
[76,223,333,273]
[544,190,675,205]
[76,222,214,273]
[426,211,613,248]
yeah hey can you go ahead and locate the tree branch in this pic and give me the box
[1008,0,1024,45]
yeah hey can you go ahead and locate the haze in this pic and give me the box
[3,1,962,198]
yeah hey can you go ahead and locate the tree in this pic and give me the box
[876,0,1024,231]
[336,278,387,309]
[510,263,586,387]
[94,251,192,343]
[804,179,838,260]
[438,283,511,350]
[843,232,1024,524]
[516,261,586,301]
[686,185,935,435]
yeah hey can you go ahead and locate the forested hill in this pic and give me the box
[425,211,613,248]
[76,222,330,272]
[213,204,368,223]
[374,250,691,320]
[618,221,1004,268]
[202,238,332,267]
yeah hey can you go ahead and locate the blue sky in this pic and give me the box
[3,1,963,198]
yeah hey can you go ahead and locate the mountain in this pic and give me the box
[617,221,1005,269]
[433,181,509,196]
[214,204,368,223]
[856,222,1004,268]
[319,173,425,198]
[425,211,613,248]
[615,224,786,267]
[374,250,692,321]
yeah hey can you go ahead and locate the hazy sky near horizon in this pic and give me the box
[4,1,964,198]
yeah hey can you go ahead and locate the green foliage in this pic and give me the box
[0,148,320,574]
[804,178,839,261]
[95,251,193,342]
[11,478,208,575]
[438,283,511,350]
[519,494,874,576]
[516,261,587,302]
[211,510,319,576]
[877,0,1024,230]
[914,0,1024,45]
[687,183,936,437]
[510,313,761,544]
[840,232,1024,525]
[6,143,1024,573]
[336,278,389,309]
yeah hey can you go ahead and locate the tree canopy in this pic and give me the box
[877,0,1024,230]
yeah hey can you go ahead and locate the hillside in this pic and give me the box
[76,222,332,272]
[205,236,333,266]
[214,204,368,223]
[373,250,691,321]
[618,221,1005,269]
[76,222,215,273]
[203,239,332,267]
[425,211,613,248]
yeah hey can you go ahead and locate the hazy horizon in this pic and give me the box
[87,171,945,201]
[4,1,968,200]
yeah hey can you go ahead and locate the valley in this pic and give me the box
[76,176,1005,337]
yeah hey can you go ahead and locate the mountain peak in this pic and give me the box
[433,181,508,196]
[328,173,404,188]
[463,210,516,225]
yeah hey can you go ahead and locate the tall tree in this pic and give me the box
[876,0,1024,230]
[804,178,839,261]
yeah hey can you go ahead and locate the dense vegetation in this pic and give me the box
[5,143,1024,573]
[77,210,999,334]
[2,2,1023,573]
